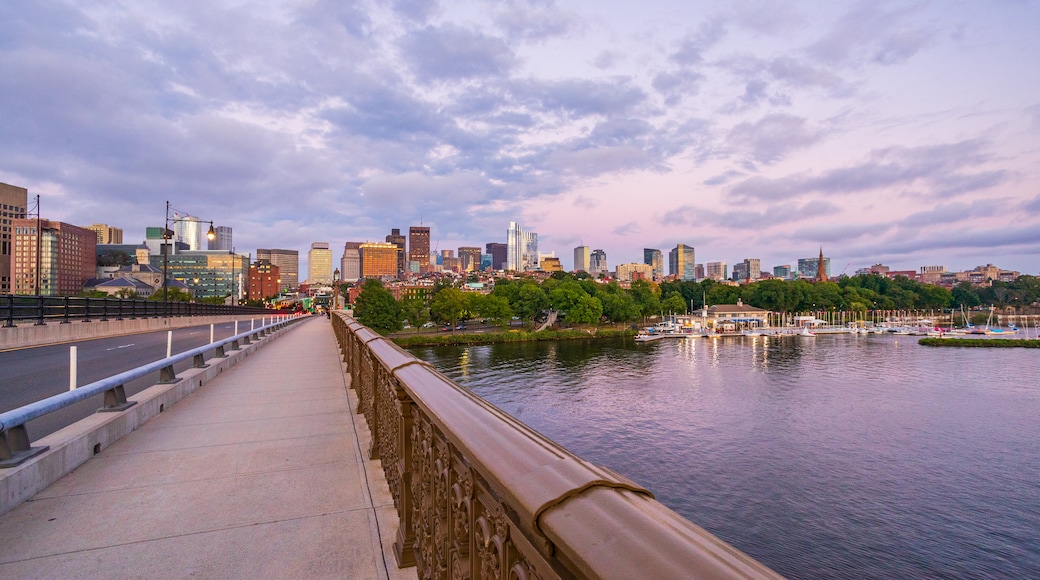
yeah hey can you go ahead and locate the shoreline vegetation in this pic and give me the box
[919,337,1040,348]
[390,327,637,347]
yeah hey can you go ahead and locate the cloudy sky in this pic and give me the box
[2,0,1039,278]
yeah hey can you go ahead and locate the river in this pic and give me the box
[408,333,1040,579]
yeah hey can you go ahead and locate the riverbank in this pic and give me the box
[390,327,637,347]
[919,337,1040,348]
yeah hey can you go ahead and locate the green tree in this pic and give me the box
[600,291,641,323]
[567,294,603,325]
[148,287,194,302]
[512,282,549,325]
[354,279,403,332]
[430,288,467,330]
[629,279,661,319]
[400,296,430,328]
[478,294,513,326]
[661,293,688,314]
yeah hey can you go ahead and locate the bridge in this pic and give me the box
[0,313,781,579]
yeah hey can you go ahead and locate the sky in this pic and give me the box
[2,0,1039,279]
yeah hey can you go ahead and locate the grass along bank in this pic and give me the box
[390,327,637,347]
[919,337,1040,348]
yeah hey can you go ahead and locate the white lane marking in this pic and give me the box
[106,344,135,351]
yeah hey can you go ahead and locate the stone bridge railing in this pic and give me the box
[332,313,782,580]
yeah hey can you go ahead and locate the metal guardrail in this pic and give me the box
[331,313,782,580]
[1,294,277,327]
[0,314,306,468]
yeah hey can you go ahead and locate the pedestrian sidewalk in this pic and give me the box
[0,316,415,580]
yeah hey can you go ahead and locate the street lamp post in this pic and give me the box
[162,201,216,304]
[333,269,340,311]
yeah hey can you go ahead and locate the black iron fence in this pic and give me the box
[1,295,276,327]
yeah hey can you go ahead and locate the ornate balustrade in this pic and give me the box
[332,313,781,580]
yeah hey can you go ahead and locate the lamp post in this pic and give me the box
[162,201,216,303]
[333,269,340,311]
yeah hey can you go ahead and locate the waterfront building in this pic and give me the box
[668,244,695,281]
[706,261,727,281]
[693,299,770,331]
[386,228,407,277]
[616,262,653,282]
[409,226,430,270]
[248,261,281,300]
[643,248,663,279]
[87,223,123,245]
[774,264,791,279]
[590,249,608,275]
[574,245,591,273]
[256,248,298,291]
[0,182,28,294]
[458,246,482,272]
[486,242,507,270]
[208,226,233,251]
[797,255,831,279]
[308,242,333,284]
[11,219,96,295]
[360,242,400,278]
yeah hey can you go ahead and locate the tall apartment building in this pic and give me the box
[172,214,210,251]
[742,258,761,281]
[590,249,608,275]
[506,222,538,271]
[409,226,430,271]
[732,262,748,281]
[0,183,28,293]
[574,246,591,273]
[208,226,233,251]
[87,223,123,244]
[308,242,333,284]
[774,265,792,279]
[248,261,281,300]
[386,228,406,277]
[360,242,400,278]
[643,248,663,279]
[706,261,727,281]
[340,242,362,282]
[458,247,482,272]
[256,248,299,291]
[616,262,653,282]
[486,242,507,270]
[668,244,695,281]
[11,219,96,295]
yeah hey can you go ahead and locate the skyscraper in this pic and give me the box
[643,248,663,279]
[256,248,298,291]
[308,242,333,284]
[486,242,507,270]
[172,214,207,251]
[590,249,607,275]
[87,223,123,244]
[706,261,727,281]
[209,226,233,251]
[506,222,540,271]
[458,247,482,272]
[360,242,400,278]
[742,258,761,281]
[409,226,430,271]
[668,244,695,281]
[340,242,362,282]
[386,228,406,277]
[0,182,28,294]
[574,246,590,273]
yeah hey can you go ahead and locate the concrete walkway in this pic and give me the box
[0,317,415,580]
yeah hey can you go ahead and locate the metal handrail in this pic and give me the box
[0,314,306,467]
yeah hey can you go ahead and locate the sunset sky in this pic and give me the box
[2,1,1038,278]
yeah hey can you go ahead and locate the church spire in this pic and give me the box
[816,247,828,282]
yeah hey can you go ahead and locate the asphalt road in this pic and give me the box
[0,321,251,440]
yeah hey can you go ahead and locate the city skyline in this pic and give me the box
[1,2,1038,277]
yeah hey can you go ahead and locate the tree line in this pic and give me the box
[351,272,1040,333]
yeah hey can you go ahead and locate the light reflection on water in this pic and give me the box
[410,334,1040,579]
